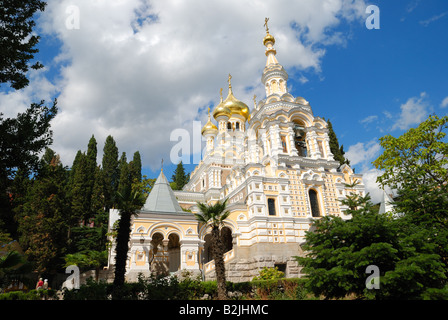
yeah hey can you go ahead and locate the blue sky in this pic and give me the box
[1,0,447,203]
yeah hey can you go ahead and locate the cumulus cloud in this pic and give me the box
[345,139,381,171]
[361,168,383,204]
[441,96,448,108]
[1,0,367,169]
[391,92,431,131]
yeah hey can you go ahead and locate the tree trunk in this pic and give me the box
[211,226,227,300]
[112,211,131,299]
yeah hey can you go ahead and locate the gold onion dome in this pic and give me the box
[212,90,231,119]
[219,74,250,121]
[202,108,218,135]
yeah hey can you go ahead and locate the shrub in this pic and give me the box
[0,289,57,300]
[252,267,285,281]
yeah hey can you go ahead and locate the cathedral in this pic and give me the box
[108,21,365,282]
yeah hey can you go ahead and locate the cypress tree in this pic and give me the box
[16,149,69,273]
[102,136,119,210]
[171,161,188,190]
[69,136,98,224]
[117,153,132,196]
[70,152,89,224]
[327,119,350,167]
[129,151,142,184]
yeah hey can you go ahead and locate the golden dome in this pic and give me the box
[222,89,250,121]
[202,108,218,135]
[219,74,250,121]
[212,102,231,119]
[263,32,275,46]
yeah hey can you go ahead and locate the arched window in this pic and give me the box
[268,198,276,216]
[236,122,240,130]
[309,189,320,217]
[227,122,232,130]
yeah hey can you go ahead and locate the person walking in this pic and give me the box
[36,278,44,290]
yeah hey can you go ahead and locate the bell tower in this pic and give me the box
[262,18,288,97]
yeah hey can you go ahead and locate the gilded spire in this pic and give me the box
[263,17,276,47]
[261,18,288,97]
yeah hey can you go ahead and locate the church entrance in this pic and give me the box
[149,232,181,275]
[168,233,180,273]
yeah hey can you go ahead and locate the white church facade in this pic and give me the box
[108,22,365,282]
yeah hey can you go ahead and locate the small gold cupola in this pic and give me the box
[201,107,218,136]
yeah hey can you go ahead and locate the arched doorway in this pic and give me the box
[168,233,180,273]
[150,232,168,275]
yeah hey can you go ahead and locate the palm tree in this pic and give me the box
[195,199,230,300]
[112,186,145,299]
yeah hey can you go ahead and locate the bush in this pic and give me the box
[0,289,57,300]
[61,274,313,300]
[252,267,285,281]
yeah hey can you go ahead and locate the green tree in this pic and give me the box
[129,151,142,184]
[16,149,69,273]
[70,152,89,224]
[373,114,448,271]
[0,251,26,289]
[117,152,132,196]
[69,136,97,224]
[0,100,58,237]
[296,192,446,299]
[64,250,108,283]
[0,0,46,90]
[102,136,119,211]
[195,199,230,300]
[171,161,189,190]
[112,187,145,298]
[326,119,350,166]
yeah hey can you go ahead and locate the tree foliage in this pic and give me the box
[102,135,119,210]
[374,114,448,270]
[298,115,448,299]
[297,193,447,299]
[16,149,69,273]
[0,0,46,90]
[326,119,350,167]
[171,161,189,190]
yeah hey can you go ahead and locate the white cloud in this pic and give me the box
[441,96,448,108]
[391,92,431,131]
[419,11,448,27]
[1,0,367,170]
[361,168,383,204]
[360,115,378,124]
[345,139,381,171]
